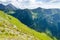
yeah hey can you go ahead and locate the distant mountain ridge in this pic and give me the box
[0,4,17,11]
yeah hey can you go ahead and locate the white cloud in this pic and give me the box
[0,0,60,9]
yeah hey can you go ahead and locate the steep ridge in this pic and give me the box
[0,11,55,40]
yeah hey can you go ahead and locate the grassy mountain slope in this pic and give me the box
[0,11,56,40]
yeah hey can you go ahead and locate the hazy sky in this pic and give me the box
[0,0,60,9]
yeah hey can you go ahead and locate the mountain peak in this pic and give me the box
[5,4,17,11]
